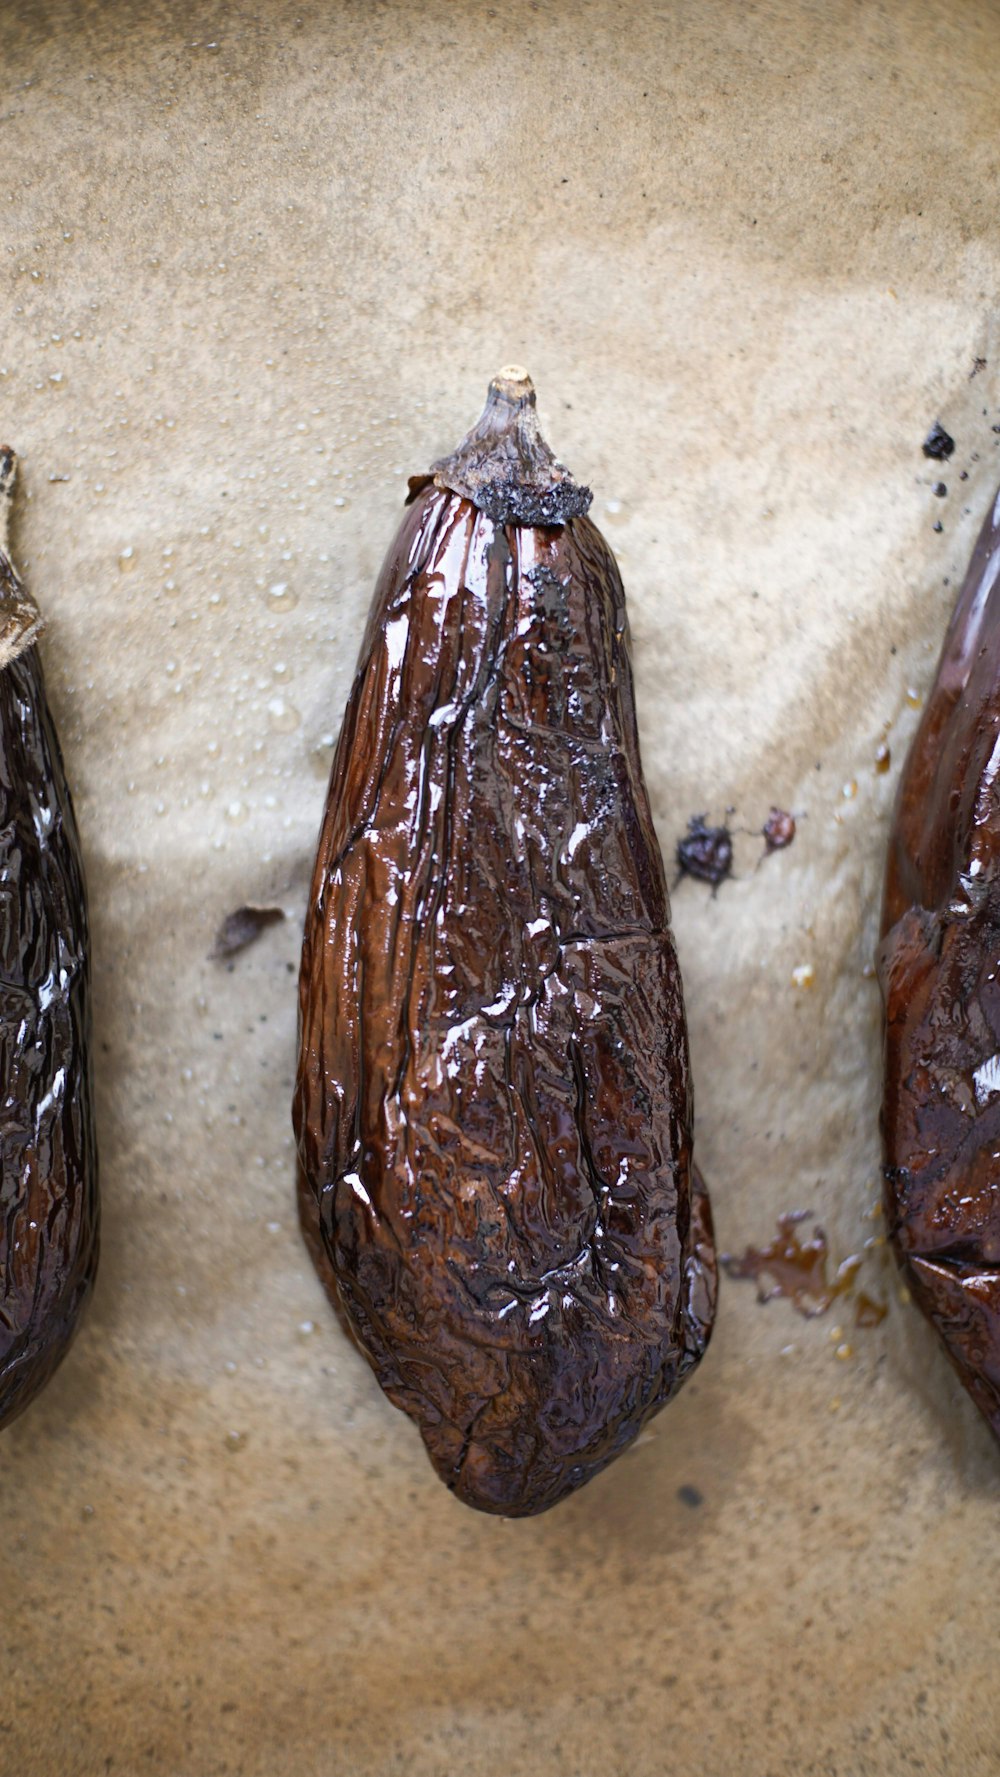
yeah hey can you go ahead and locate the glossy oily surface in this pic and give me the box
[880,484,1000,1437]
[295,393,716,1515]
[0,455,97,1427]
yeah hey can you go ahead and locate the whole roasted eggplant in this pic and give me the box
[0,448,98,1429]
[295,371,716,1515]
[880,482,1000,1442]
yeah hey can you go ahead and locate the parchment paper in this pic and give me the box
[2,3,999,1772]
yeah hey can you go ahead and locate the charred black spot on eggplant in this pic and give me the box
[294,370,716,1516]
[0,448,98,1430]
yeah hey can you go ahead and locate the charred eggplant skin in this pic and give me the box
[295,372,716,1515]
[0,449,98,1430]
[880,483,1000,1440]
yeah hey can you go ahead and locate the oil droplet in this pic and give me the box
[267,581,298,612]
[874,742,891,774]
[905,687,922,710]
[603,498,628,524]
[311,741,335,779]
[267,696,301,733]
[791,963,815,990]
[855,1293,888,1327]
[224,1429,247,1452]
[226,800,248,825]
[835,1343,854,1360]
[118,545,136,571]
[842,779,858,800]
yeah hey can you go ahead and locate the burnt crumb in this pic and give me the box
[677,1484,704,1508]
[676,815,733,887]
[971,357,987,379]
[762,806,796,852]
[960,470,969,481]
[922,422,955,461]
[932,482,948,497]
[211,904,285,960]
[933,520,944,533]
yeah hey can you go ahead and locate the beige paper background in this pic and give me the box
[2,2,999,1772]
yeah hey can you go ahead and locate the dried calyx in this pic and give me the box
[0,448,44,670]
[421,367,592,526]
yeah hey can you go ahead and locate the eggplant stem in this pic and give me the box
[0,449,45,669]
[429,370,592,526]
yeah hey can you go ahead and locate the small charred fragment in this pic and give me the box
[676,815,734,888]
[880,480,1000,1442]
[294,369,716,1516]
[921,421,955,462]
[762,807,796,853]
[211,904,285,961]
[0,449,98,1429]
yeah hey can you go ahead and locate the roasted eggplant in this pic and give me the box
[295,371,716,1514]
[0,448,98,1429]
[881,482,1000,1441]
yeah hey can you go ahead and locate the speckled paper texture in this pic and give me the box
[2,3,999,1772]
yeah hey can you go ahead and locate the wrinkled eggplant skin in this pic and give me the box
[295,483,716,1515]
[0,644,98,1429]
[880,485,1000,1440]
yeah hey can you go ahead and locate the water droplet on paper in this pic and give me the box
[267,697,301,733]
